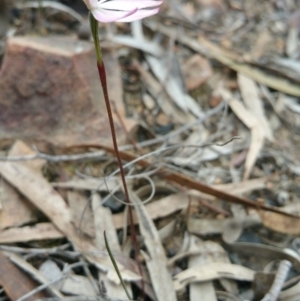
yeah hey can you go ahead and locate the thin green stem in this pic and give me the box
[89,13,103,65]
[104,231,132,300]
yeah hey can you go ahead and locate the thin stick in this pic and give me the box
[16,276,65,301]
[79,257,100,295]
[0,151,105,162]
[261,260,292,301]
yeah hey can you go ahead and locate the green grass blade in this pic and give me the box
[104,231,132,300]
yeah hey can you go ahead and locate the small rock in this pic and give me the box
[155,112,173,134]
[276,190,289,206]
[209,94,222,108]
[156,112,170,126]
[0,35,127,145]
[142,93,156,110]
[103,191,125,213]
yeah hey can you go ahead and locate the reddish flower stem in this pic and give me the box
[97,61,144,290]
[89,14,144,298]
[97,62,135,234]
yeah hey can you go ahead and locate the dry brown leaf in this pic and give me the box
[0,180,38,230]
[7,252,64,299]
[282,201,300,215]
[279,280,300,301]
[113,178,266,229]
[132,191,177,301]
[61,275,97,297]
[173,262,255,291]
[0,223,63,243]
[244,126,264,180]
[188,236,238,296]
[113,192,188,229]
[91,193,131,300]
[0,141,140,283]
[146,51,203,117]
[226,242,300,272]
[52,178,118,192]
[188,214,261,236]
[249,30,273,60]
[213,177,266,194]
[223,89,257,128]
[182,54,212,91]
[77,142,296,218]
[67,191,95,238]
[221,219,244,244]
[286,28,298,58]
[238,74,273,141]
[8,140,46,171]
[134,60,195,124]
[158,219,176,242]
[259,210,300,235]
[39,259,63,291]
[220,88,264,180]
[188,218,232,236]
[200,37,300,96]
[188,237,218,301]
[144,20,300,96]
[92,194,121,252]
[0,251,49,301]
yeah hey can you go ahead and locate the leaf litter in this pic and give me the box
[1,0,300,301]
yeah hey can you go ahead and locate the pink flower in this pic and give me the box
[83,0,163,23]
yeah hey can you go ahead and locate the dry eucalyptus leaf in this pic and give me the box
[61,275,97,296]
[91,193,131,300]
[0,141,140,284]
[279,280,300,301]
[67,191,95,238]
[259,210,300,235]
[173,263,255,291]
[132,191,177,301]
[221,219,243,244]
[0,223,63,243]
[238,74,273,141]
[0,180,38,230]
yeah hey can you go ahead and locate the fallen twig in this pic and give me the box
[73,143,299,218]
[261,260,292,301]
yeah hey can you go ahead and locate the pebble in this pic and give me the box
[276,190,289,206]
[142,93,156,110]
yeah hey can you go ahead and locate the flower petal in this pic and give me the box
[100,0,162,11]
[117,7,160,22]
[91,7,138,22]
[86,0,99,8]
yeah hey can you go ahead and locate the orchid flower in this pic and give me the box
[83,0,163,23]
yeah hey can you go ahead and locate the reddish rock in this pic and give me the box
[0,35,129,145]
